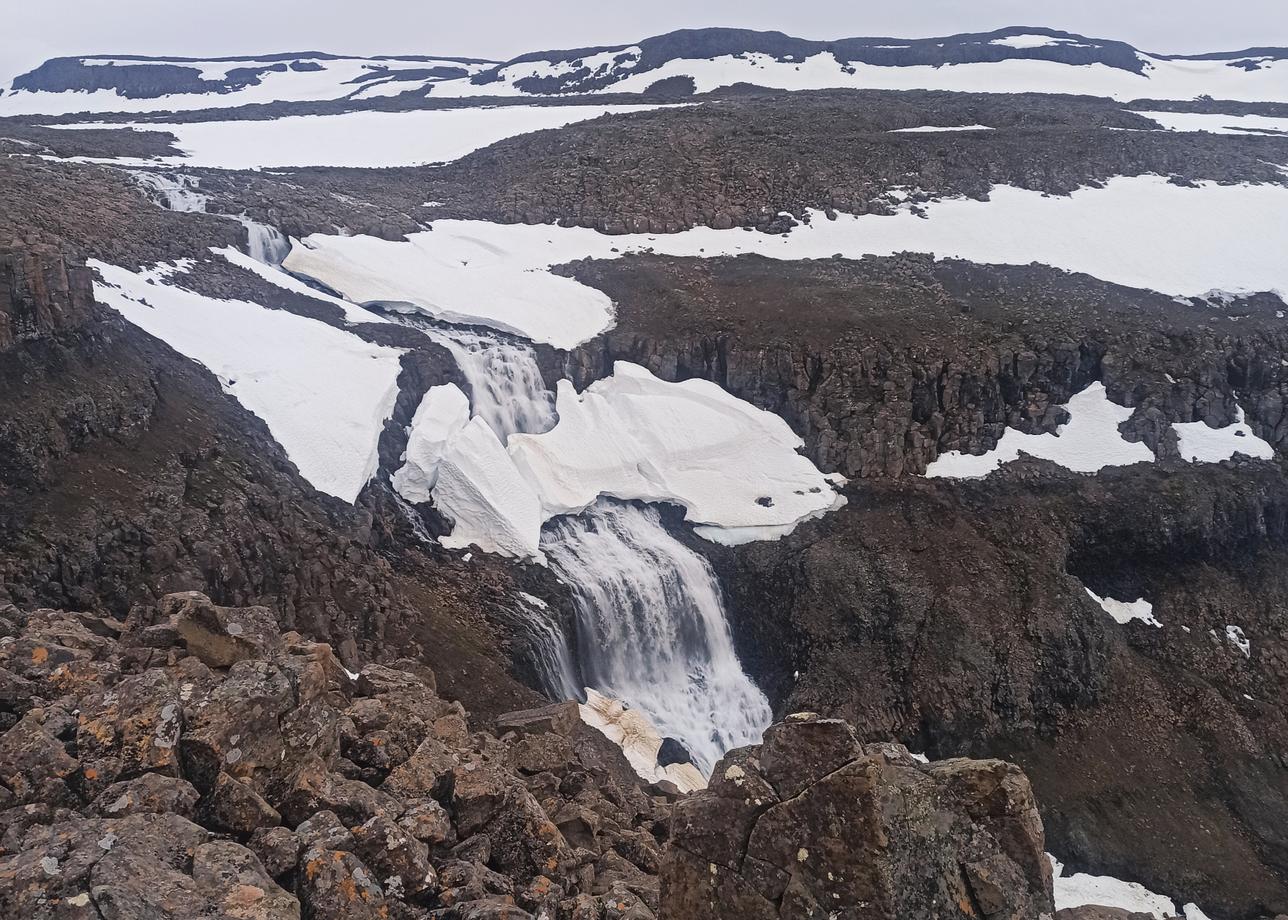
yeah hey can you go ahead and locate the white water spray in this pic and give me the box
[542,499,773,774]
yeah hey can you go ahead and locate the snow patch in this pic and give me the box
[889,124,995,132]
[925,383,1154,478]
[1174,408,1274,462]
[392,384,471,503]
[53,105,670,170]
[433,417,546,560]
[1226,624,1251,657]
[1085,589,1161,627]
[91,260,403,503]
[508,363,839,533]
[1135,109,1288,136]
[1051,855,1212,920]
[288,176,1288,350]
[284,228,616,349]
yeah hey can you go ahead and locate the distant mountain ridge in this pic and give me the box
[4,25,1288,115]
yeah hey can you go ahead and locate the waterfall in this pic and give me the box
[420,327,557,440]
[129,171,208,213]
[512,593,584,701]
[235,216,291,265]
[384,312,768,774]
[126,171,288,265]
[384,315,557,441]
[542,499,773,775]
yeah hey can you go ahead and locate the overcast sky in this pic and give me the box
[4,0,1286,82]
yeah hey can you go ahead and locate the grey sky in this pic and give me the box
[4,0,1287,83]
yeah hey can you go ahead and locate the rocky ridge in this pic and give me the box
[0,590,1058,920]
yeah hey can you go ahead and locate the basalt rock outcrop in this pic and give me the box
[559,253,1288,478]
[0,592,1058,920]
[705,460,1288,918]
[661,712,1053,920]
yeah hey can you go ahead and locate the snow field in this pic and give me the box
[51,104,671,170]
[287,176,1288,353]
[91,260,404,503]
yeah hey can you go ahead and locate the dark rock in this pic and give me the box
[202,770,283,835]
[661,715,1054,920]
[90,773,200,819]
[655,737,691,767]
[165,590,285,668]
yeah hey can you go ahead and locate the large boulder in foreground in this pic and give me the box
[660,712,1054,920]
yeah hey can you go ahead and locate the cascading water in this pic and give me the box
[129,171,208,213]
[235,216,291,265]
[419,326,557,439]
[126,170,289,265]
[385,314,557,439]
[384,311,769,774]
[541,499,773,775]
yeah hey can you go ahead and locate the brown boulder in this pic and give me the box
[90,772,200,819]
[164,591,284,668]
[660,713,1054,920]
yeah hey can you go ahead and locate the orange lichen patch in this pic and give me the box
[31,647,49,664]
[339,876,358,902]
[546,857,558,871]
[222,884,266,909]
[82,766,98,781]
[957,893,977,914]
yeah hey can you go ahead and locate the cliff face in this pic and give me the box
[701,463,1288,918]
[559,254,1288,479]
[0,245,96,350]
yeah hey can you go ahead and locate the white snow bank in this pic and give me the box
[392,384,471,503]
[91,261,403,503]
[53,105,668,169]
[989,35,1076,49]
[508,363,839,532]
[284,229,615,349]
[1136,109,1288,136]
[1226,624,1251,657]
[212,247,388,325]
[1174,408,1274,462]
[925,383,1154,478]
[889,124,995,132]
[1051,855,1212,920]
[1085,588,1161,627]
[391,362,837,557]
[433,417,546,560]
[579,688,707,792]
[288,176,1288,351]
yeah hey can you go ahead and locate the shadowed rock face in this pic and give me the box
[661,713,1053,920]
